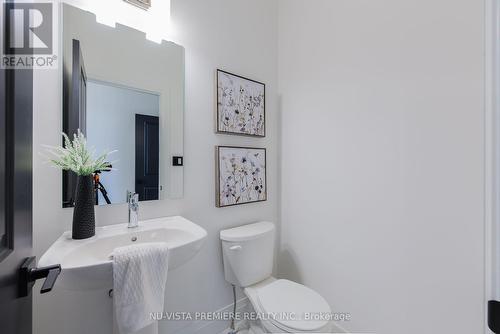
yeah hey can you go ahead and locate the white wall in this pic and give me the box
[33,0,279,333]
[278,1,485,333]
[87,81,160,204]
[60,0,171,43]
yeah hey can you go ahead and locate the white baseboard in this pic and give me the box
[217,320,349,334]
[171,296,351,334]
[331,322,348,333]
[217,319,349,334]
[172,297,250,334]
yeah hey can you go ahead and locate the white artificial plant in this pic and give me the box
[44,130,115,176]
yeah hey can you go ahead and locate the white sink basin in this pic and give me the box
[39,216,207,291]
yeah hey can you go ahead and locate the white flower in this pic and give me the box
[43,130,116,176]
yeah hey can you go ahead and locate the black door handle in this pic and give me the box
[40,266,60,293]
[19,256,61,297]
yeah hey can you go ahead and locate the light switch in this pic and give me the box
[172,156,183,166]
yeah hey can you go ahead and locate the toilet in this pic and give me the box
[220,222,332,333]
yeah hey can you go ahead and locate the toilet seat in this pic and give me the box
[245,279,332,333]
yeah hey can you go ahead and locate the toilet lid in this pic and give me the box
[256,279,331,332]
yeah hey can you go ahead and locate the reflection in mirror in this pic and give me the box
[62,4,184,207]
[0,97,6,256]
[87,81,160,205]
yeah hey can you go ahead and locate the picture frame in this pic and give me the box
[215,146,267,207]
[216,69,266,137]
[123,0,151,10]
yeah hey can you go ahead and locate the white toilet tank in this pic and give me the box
[220,222,275,287]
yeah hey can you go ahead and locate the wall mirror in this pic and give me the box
[62,4,184,207]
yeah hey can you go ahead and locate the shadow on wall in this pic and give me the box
[277,246,303,283]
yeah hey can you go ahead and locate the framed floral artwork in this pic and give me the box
[216,146,267,207]
[123,0,151,10]
[216,69,265,137]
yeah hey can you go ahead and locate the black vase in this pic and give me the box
[72,175,95,239]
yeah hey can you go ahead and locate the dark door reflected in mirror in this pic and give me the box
[63,39,87,207]
[135,114,160,201]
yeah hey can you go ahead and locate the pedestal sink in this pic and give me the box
[39,216,207,291]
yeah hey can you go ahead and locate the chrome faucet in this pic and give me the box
[127,191,139,228]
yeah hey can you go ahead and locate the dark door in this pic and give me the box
[490,300,500,333]
[0,6,34,334]
[63,38,87,207]
[135,114,159,201]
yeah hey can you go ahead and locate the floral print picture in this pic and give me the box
[216,146,267,207]
[217,70,265,137]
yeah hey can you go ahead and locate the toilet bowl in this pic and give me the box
[220,222,332,333]
[245,277,332,333]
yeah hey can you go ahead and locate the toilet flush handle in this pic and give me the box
[229,245,242,251]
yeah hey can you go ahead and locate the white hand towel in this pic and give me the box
[112,242,169,334]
